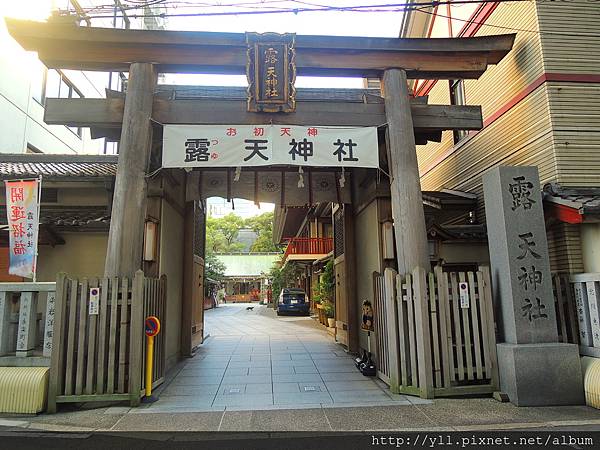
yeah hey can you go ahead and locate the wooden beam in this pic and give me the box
[383,68,429,274]
[104,63,157,278]
[6,19,515,79]
[181,201,194,358]
[44,97,483,131]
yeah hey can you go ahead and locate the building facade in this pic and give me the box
[401,0,600,273]
[0,0,167,156]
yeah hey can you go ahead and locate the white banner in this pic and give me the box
[5,178,40,279]
[162,125,379,169]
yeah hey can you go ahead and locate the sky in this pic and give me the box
[157,0,406,88]
[2,0,406,88]
[2,0,407,217]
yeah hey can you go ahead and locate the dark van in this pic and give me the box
[276,288,309,316]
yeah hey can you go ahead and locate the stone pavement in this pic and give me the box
[139,303,418,412]
[2,398,600,432]
[1,303,599,432]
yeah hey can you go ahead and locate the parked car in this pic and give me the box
[277,288,309,316]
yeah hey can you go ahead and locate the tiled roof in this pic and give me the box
[0,154,117,179]
[0,206,110,229]
[543,183,600,215]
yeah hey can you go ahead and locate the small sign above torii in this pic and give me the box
[246,32,296,113]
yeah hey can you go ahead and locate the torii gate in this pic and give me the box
[6,18,514,285]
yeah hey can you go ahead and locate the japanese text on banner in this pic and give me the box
[5,179,40,279]
[162,125,379,169]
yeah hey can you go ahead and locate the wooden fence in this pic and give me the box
[142,276,167,390]
[373,266,499,399]
[552,273,580,345]
[372,272,389,383]
[47,271,166,412]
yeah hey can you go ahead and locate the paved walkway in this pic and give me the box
[140,303,419,412]
[3,303,598,433]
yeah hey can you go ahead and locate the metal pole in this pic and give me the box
[33,175,42,283]
[145,334,154,398]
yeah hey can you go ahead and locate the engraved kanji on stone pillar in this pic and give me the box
[483,166,557,344]
[16,291,38,357]
[43,291,56,357]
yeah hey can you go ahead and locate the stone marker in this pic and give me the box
[483,166,583,406]
[43,291,56,357]
[16,292,37,357]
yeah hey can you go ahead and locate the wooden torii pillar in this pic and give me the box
[383,69,429,274]
[104,63,157,278]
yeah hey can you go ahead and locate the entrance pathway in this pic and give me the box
[141,303,422,412]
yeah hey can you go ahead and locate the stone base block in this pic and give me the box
[497,342,584,406]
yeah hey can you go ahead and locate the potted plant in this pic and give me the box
[314,260,334,325]
[323,301,335,328]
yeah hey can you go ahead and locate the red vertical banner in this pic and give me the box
[4,179,40,279]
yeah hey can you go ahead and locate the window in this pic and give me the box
[449,79,468,144]
[43,70,84,138]
[31,67,47,105]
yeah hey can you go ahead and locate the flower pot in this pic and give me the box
[327,318,335,328]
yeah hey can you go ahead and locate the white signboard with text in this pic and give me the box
[162,125,379,169]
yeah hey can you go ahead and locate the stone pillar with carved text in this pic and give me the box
[483,166,583,406]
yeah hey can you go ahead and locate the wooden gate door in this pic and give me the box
[334,255,348,346]
[191,255,204,346]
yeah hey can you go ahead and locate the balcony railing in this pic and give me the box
[283,237,333,261]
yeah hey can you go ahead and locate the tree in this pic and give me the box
[205,213,245,253]
[268,255,303,300]
[204,252,226,281]
[245,211,279,252]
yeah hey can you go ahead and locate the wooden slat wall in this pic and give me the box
[547,222,584,274]
[411,1,598,276]
[415,1,546,175]
[141,276,167,389]
[47,271,161,410]
[372,271,390,383]
[419,84,555,201]
[546,82,600,187]
[540,0,600,188]
[373,267,499,398]
[552,273,580,345]
[537,1,600,75]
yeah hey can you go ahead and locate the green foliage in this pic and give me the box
[205,211,280,253]
[313,260,334,304]
[268,256,303,301]
[246,212,279,252]
[206,213,246,253]
[204,252,226,281]
[322,301,335,318]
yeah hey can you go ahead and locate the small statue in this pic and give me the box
[361,300,374,331]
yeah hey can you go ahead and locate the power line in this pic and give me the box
[74,0,530,19]
[63,0,600,39]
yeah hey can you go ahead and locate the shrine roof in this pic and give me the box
[543,183,600,219]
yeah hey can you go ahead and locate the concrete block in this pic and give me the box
[497,342,584,406]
